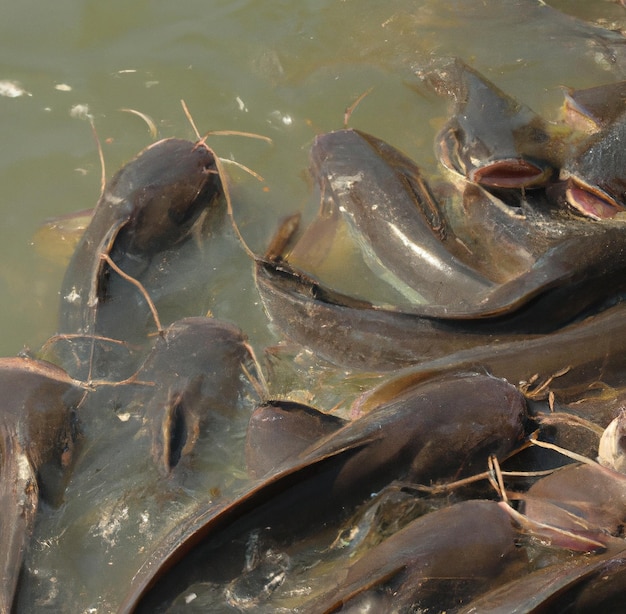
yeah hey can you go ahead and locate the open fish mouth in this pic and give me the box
[470,158,552,189]
[563,175,626,220]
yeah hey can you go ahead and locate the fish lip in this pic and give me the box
[562,176,626,220]
[469,159,552,189]
[436,124,552,189]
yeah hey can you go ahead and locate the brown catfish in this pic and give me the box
[420,57,557,189]
[117,373,526,612]
[521,463,626,548]
[353,301,626,411]
[57,138,222,378]
[0,357,82,614]
[458,539,626,614]
[245,400,346,479]
[300,500,525,614]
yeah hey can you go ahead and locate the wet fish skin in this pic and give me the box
[310,128,495,309]
[561,80,626,133]
[256,254,626,373]
[560,112,626,219]
[245,400,346,479]
[255,257,534,371]
[421,57,556,189]
[58,138,221,343]
[296,129,626,332]
[0,357,82,614]
[353,301,626,415]
[522,463,626,544]
[80,316,260,475]
[311,372,526,494]
[138,317,261,475]
[118,373,526,612]
[459,544,626,614]
[301,500,525,614]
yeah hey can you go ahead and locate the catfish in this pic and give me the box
[245,400,346,479]
[559,111,626,220]
[420,57,558,189]
[57,138,222,379]
[309,128,495,309]
[0,357,82,614]
[117,373,526,612]
[561,80,626,134]
[293,129,626,329]
[300,500,525,614]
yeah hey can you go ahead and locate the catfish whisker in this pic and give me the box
[219,157,265,182]
[100,254,163,334]
[344,86,374,128]
[119,108,158,139]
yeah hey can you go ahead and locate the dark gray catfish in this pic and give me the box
[255,257,536,370]
[135,316,261,475]
[420,57,557,189]
[0,357,82,614]
[117,373,526,612]
[256,251,626,372]
[560,111,626,220]
[57,138,221,378]
[354,301,626,413]
[309,128,495,310]
[304,129,626,325]
[562,80,626,133]
[77,316,261,476]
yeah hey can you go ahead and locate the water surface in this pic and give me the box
[2,1,626,611]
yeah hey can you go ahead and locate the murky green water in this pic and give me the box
[2,1,626,611]
[2,0,626,358]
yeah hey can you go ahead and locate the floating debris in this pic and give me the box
[0,80,30,98]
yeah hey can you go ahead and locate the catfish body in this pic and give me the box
[0,358,82,614]
[58,138,221,377]
[422,57,556,189]
[302,500,524,614]
[119,373,526,612]
[310,128,494,310]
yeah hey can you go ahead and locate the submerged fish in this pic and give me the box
[16,317,261,612]
[301,500,525,614]
[0,358,82,614]
[57,138,222,378]
[118,373,526,612]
